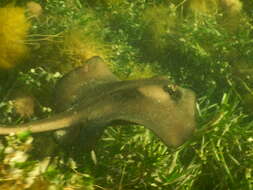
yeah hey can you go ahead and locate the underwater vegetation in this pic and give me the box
[62,30,109,67]
[0,0,253,189]
[0,5,30,69]
[26,1,43,18]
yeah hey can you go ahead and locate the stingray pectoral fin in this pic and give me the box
[114,87,196,147]
[54,56,119,111]
[117,110,195,147]
[115,113,194,147]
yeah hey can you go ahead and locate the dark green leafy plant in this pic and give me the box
[0,134,94,189]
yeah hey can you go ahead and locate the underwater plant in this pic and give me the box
[26,1,43,18]
[140,4,177,61]
[62,30,109,67]
[0,5,30,69]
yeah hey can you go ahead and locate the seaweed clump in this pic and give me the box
[0,5,30,69]
[61,29,109,70]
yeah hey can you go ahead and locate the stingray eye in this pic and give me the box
[163,85,182,101]
[163,84,178,95]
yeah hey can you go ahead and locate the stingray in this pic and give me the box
[0,56,196,148]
